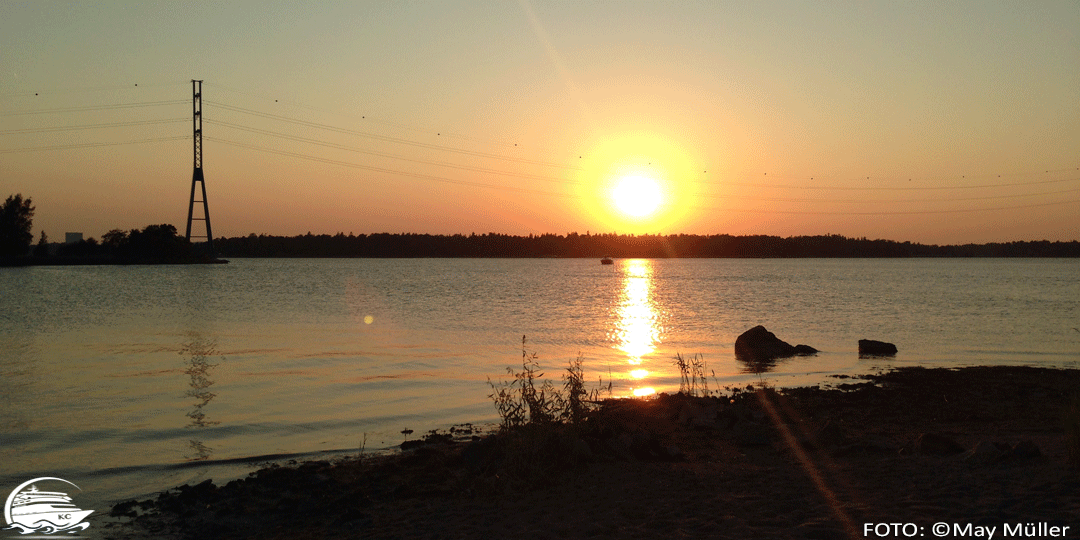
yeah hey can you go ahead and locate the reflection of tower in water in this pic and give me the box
[180,334,219,460]
[612,260,662,397]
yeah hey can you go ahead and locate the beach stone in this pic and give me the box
[735,325,817,361]
[858,339,898,356]
[913,433,965,455]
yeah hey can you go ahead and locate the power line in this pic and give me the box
[0,81,189,98]
[204,99,581,171]
[208,109,1077,203]
[691,182,1080,204]
[693,197,1080,216]
[204,118,579,186]
[0,99,188,117]
[203,81,523,150]
[0,136,188,154]
[205,136,579,200]
[0,118,188,135]
[702,168,1080,191]
[210,131,1077,215]
[4,83,1077,219]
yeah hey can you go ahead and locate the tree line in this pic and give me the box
[215,231,1080,258]
[5,192,1078,263]
[1,193,210,265]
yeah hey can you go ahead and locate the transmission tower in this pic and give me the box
[185,79,214,254]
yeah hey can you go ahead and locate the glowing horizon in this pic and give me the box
[2,2,1077,245]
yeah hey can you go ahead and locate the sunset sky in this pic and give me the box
[2,1,1078,245]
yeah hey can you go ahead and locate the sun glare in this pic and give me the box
[571,131,700,234]
[612,176,662,218]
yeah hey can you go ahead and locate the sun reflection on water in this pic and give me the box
[612,260,662,396]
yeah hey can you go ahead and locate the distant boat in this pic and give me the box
[600,256,613,265]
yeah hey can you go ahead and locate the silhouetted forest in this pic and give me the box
[2,224,222,266]
[214,232,1080,258]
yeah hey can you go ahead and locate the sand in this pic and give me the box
[99,366,1080,539]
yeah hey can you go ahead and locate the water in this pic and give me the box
[2,258,1079,512]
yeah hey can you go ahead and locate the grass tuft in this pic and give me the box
[672,352,710,397]
[488,336,609,429]
[485,336,612,486]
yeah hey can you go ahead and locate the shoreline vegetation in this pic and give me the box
[214,232,1080,258]
[102,364,1080,539]
[2,194,227,266]
[8,229,1080,266]
[1,223,227,267]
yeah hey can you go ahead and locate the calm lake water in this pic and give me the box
[2,258,1079,510]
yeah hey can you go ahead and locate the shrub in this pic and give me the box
[487,336,607,430]
[672,352,710,397]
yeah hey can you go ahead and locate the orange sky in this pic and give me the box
[2,1,1078,245]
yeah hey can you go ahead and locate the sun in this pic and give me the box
[611,176,663,218]
[571,130,701,233]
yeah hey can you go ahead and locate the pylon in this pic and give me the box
[185,79,214,254]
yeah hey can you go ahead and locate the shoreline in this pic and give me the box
[0,256,228,266]
[99,365,1080,539]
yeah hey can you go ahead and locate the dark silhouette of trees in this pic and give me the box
[56,237,99,259]
[212,232,1080,258]
[33,231,49,257]
[0,194,35,257]
[125,224,191,262]
[0,192,213,266]
[50,224,196,264]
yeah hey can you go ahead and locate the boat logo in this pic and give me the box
[3,477,93,535]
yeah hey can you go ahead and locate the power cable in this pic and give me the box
[203,81,523,149]
[204,99,581,171]
[692,197,1080,215]
[0,100,188,116]
[204,118,578,185]
[0,81,189,98]
[0,118,189,135]
[691,183,1080,204]
[205,136,580,200]
[0,136,189,154]
[700,168,1080,191]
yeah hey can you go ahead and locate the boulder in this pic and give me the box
[735,325,817,362]
[858,339,897,356]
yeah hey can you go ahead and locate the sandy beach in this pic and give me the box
[100,366,1080,539]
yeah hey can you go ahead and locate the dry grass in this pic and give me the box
[672,352,710,397]
[484,337,614,486]
[487,336,609,429]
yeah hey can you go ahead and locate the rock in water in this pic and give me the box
[858,339,898,356]
[735,325,817,362]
